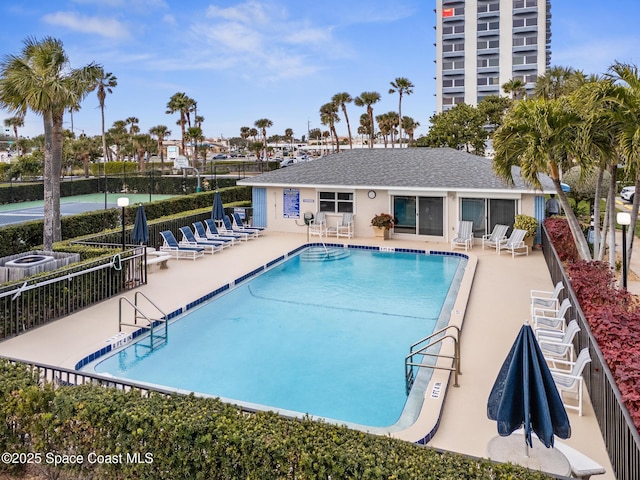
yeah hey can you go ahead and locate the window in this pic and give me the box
[444,78,464,87]
[319,191,353,213]
[478,58,499,68]
[443,60,464,70]
[478,21,499,31]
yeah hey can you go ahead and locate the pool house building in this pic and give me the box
[239,148,555,245]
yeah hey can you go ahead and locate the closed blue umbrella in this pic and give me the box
[132,204,149,245]
[487,323,570,451]
[212,191,225,222]
[561,183,571,193]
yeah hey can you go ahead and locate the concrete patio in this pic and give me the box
[0,232,616,479]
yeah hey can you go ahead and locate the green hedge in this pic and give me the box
[0,361,551,480]
[0,186,251,258]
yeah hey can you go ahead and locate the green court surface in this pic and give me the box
[0,193,176,226]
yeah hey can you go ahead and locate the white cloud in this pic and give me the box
[43,12,131,39]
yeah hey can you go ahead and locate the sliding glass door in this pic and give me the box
[393,195,444,236]
[460,197,517,237]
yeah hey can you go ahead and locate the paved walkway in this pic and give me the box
[0,234,616,479]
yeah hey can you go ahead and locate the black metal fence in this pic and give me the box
[541,223,640,480]
[0,247,146,340]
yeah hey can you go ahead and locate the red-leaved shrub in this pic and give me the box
[564,259,640,430]
[544,217,579,263]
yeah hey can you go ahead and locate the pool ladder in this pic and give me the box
[404,325,461,394]
[119,291,168,350]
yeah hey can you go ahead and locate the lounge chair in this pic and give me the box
[193,221,236,246]
[232,212,265,232]
[230,213,263,236]
[481,224,509,251]
[550,348,592,416]
[205,218,245,243]
[451,220,474,251]
[159,231,205,260]
[536,319,580,365]
[178,226,224,255]
[533,298,571,332]
[497,228,528,257]
[531,281,564,314]
[221,216,258,240]
[308,211,327,237]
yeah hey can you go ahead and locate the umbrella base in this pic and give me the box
[487,435,571,477]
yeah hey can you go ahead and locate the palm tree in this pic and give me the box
[240,126,251,149]
[125,116,139,135]
[320,102,340,153]
[166,92,192,156]
[284,128,294,152]
[249,128,258,143]
[254,118,273,161]
[354,91,381,148]
[96,69,117,164]
[502,78,526,100]
[4,115,24,141]
[605,62,640,267]
[388,78,414,148]
[534,66,585,100]
[332,92,353,149]
[493,98,592,260]
[0,36,101,250]
[402,116,420,146]
[149,125,171,170]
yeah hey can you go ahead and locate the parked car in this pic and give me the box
[621,186,635,203]
[280,158,296,168]
[212,153,227,160]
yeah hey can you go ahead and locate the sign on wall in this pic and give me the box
[283,188,300,218]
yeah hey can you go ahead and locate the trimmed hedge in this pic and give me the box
[0,186,251,258]
[0,361,551,480]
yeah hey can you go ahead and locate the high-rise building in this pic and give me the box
[435,0,551,112]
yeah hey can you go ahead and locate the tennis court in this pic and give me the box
[0,193,175,227]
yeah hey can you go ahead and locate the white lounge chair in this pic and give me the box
[497,228,528,257]
[531,281,564,314]
[231,213,264,236]
[205,218,245,243]
[536,319,580,365]
[481,224,509,251]
[550,348,592,416]
[222,216,258,240]
[451,220,474,251]
[192,221,234,248]
[309,211,327,237]
[533,298,571,332]
[178,226,224,255]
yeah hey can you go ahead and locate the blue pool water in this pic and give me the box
[92,248,464,429]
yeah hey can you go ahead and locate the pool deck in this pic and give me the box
[0,232,616,479]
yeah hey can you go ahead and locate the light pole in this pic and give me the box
[617,211,631,290]
[117,197,130,251]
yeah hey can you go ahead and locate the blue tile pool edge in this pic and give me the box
[74,243,474,445]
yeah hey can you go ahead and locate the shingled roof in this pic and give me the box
[239,148,554,193]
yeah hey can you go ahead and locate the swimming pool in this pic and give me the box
[86,246,467,432]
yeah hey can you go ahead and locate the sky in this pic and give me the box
[1,0,639,143]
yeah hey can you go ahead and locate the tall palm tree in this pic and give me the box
[254,118,273,161]
[284,128,294,152]
[149,125,171,170]
[166,92,192,156]
[125,116,139,135]
[0,36,101,250]
[320,102,340,153]
[96,69,117,164]
[493,98,592,260]
[502,78,526,100]
[605,62,640,267]
[332,92,353,149]
[354,91,381,148]
[249,128,258,143]
[388,78,414,148]
[4,115,24,141]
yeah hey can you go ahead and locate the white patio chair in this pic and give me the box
[451,220,474,251]
[536,319,580,366]
[531,281,564,314]
[481,224,509,251]
[497,228,528,257]
[336,212,354,238]
[532,298,571,332]
[550,348,592,416]
[308,211,327,237]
